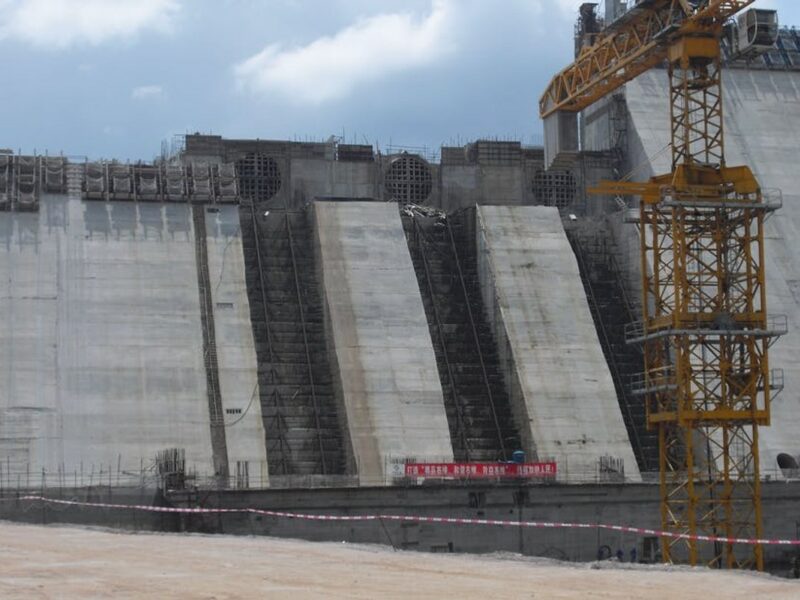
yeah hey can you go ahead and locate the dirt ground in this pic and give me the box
[0,521,798,599]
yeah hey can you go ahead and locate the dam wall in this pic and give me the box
[476,205,641,481]
[205,205,268,485]
[0,196,265,485]
[314,201,453,485]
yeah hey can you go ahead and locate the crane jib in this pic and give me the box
[539,0,756,118]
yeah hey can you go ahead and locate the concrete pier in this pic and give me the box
[314,201,453,485]
[476,205,641,481]
[205,205,267,486]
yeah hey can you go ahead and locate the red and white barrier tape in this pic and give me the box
[7,495,800,547]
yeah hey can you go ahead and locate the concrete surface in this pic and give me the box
[440,164,526,211]
[476,205,641,481]
[624,69,800,472]
[0,196,215,479]
[205,205,268,486]
[290,159,379,202]
[314,201,453,485]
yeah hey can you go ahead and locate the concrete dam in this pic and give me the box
[7,3,800,579]
[5,57,800,491]
[0,137,640,489]
[2,20,800,501]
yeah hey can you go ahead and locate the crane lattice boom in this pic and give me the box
[540,0,755,118]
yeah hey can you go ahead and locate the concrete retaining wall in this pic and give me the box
[4,481,800,574]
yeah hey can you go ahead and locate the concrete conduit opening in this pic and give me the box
[236,153,282,203]
[777,453,800,478]
[385,154,432,205]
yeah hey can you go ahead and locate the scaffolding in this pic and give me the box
[567,228,659,473]
[80,161,239,204]
[531,169,577,209]
[241,205,351,479]
[402,206,521,462]
[236,153,282,203]
[385,154,433,204]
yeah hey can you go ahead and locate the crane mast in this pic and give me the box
[541,0,783,570]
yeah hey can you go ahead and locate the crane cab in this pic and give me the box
[735,8,779,60]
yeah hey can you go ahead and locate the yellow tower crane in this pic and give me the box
[540,0,783,570]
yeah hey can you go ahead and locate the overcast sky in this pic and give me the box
[1,0,796,160]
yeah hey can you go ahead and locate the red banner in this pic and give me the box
[404,462,557,479]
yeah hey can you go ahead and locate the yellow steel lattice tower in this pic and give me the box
[540,0,784,569]
[633,35,781,569]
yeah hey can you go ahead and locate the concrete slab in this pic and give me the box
[476,205,641,482]
[205,205,268,487]
[625,69,800,474]
[0,196,214,481]
[314,201,453,485]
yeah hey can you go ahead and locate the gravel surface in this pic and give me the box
[0,521,797,599]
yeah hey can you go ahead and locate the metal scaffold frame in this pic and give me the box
[283,209,329,476]
[637,198,780,569]
[246,202,292,476]
[408,215,509,462]
[619,32,782,570]
[542,0,783,570]
[242,201,350,480]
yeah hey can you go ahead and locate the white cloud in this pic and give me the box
[234,0,454,105]
[0,0,180,48]
[132,84,164,100]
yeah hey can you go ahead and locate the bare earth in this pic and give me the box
[0,522,797,599]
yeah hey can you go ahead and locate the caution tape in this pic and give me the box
[6,494,800,547]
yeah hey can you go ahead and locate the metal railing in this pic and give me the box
[625,314,789,344]
[762,187,784,213]
[410,217,472,460]
[247,202,291,477]
[6,458,800,493]
[769,368,785,398]
[629,366,677,397]
[630,366,784,399]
